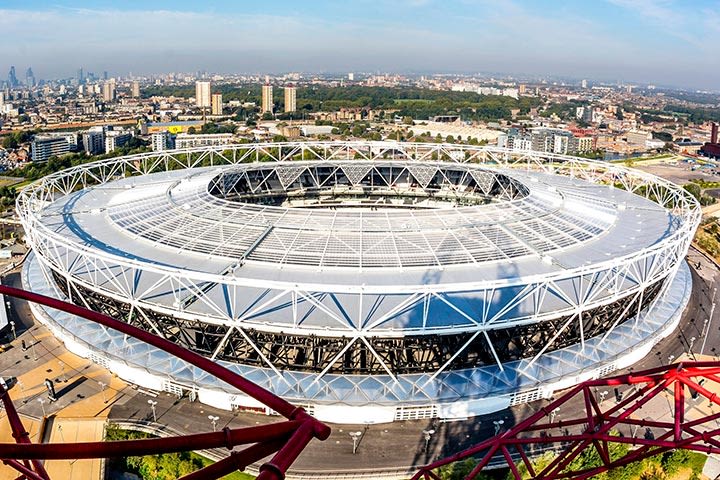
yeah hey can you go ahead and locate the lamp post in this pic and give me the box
[208,415,219,432]
[550,407,560,424]
[599,390,609,405]
[9,320,15,341]
[689,336,697,357]
[349,431,362,454]
[701,287,717,355]
[493,419,505,436]
[148,400,157,423]
[38,398,46,417]
[30,340,38,361]
[17,379,26,404]
[668,354,675,364]
[59,361,66,383]
[422,429,435,452]
[98,381,107,404]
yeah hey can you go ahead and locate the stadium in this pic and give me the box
[17,141,700,424]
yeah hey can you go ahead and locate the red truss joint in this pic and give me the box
[414,361,720,480]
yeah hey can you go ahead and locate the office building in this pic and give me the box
[262,83,273,114]
[25,68,36,88]
[7,67,18,89]
[131,81,140,98]
[195,81,211,108]
[284,85,296,113]
[211,93,223,115]
[31,136,71,163]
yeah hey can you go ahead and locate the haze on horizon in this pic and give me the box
[2,0,718,90]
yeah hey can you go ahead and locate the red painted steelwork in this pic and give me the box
[414,362,720,480]
[0,285,330,480]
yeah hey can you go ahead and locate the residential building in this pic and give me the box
[284,85,297,113]
[195,81,211,108]
[82,131,105,155]
[211,93,223,115]
[105,130,133,153]
[262,84,273,114]
[151,132,175,151]
[131,81,140,98]
[174,133,234,149]
[31,136,71,163]
[102,81,116,102]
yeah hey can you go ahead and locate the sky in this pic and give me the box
[1,0,719,90]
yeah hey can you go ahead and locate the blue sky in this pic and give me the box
[2,0,719,89]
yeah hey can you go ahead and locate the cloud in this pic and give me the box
[0,3,718,89]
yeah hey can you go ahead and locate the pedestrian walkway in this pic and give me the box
[44,417,105,479]
[0,413,42,480]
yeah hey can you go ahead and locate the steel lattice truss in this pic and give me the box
[0,285,329,480]
[413,361,720,480]
[16,142,701,409]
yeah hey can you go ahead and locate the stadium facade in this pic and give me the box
[18,142,700,424]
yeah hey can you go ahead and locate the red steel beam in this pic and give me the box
[0,285,329,480]
[0,422,299,460]
[413,361,720,480]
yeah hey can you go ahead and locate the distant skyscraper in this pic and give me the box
[102,81,116,102]
[103,71,108,81]
[211,93,223,115]
[581,79,588,89]
[131,81,140,98]
[518,84,526,94]
[195,81,211,108]
[77,68,84,84]
[7,66,18,88]
[284,85,296,113]
[262,83,273,114]
[25,68,36,87]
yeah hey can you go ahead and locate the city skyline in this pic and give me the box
[1,0,719,90]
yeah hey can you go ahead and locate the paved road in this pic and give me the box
[0,250,717,477]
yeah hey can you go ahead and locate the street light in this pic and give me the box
[550,407,561,424]
[148,400,158,423]
[98,381,107,404]
[17,380,26,404]
[422,429,436,452]
[38,398,46,417]
[599,390,609,404]
[208,415,219,432]
[701,288,717,356]
[9,321,15,341]
[668,354,675,364]
[349,431,362,454]
[493,419,505,436]
[59,361,66,383]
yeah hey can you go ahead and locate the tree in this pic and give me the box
[261,112,274,121]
